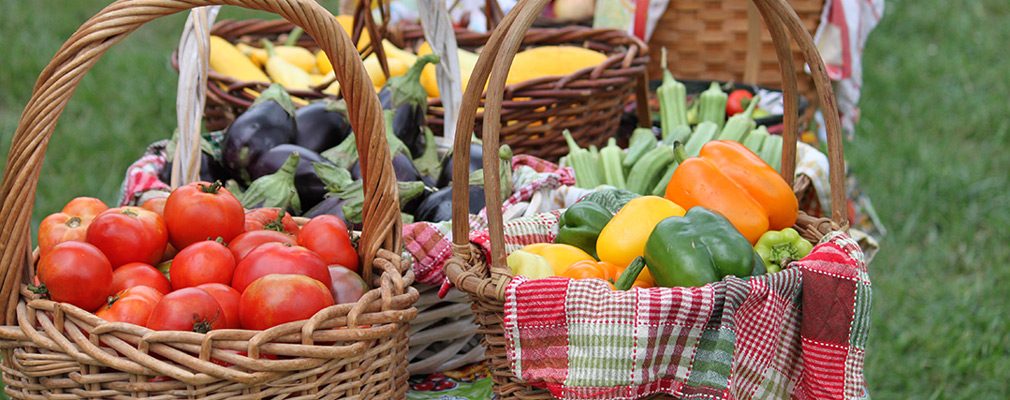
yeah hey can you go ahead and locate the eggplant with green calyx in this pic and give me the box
[294,99,351,153]
[436,140,484,188]
[378,54,440,159]
[159,151,228,185]
[250,144,334,212]
[320,131,358,169]
[413,126,440,184]
[222,84,297,184]
[414,185,485,223]
[241,151,301,214]
[303,196,357,230]
[349,151,436,187]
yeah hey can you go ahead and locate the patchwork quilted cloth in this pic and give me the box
[503,232,871,400]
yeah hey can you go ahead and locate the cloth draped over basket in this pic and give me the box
[503,231,870,400]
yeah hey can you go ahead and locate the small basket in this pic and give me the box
[442,0,854,397]
[648,0,825,106]
[182,20,651,162]
[0,1,418,399]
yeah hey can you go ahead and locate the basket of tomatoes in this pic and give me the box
[441,0,870,398]
[0,1,418,399]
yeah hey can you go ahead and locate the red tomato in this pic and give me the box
[228,230,297,262]
[146,287,227,332]
[327,266,370,305]
[163,181,245,250]
[94,286,164,326]
[239,274,334,330]
[111,262,172,295]
[196,283,242,329]
[170,239,236,290]
[37,213,91,256]
[61,196,108,218]
[141,197,167,219]
[244,208,299,236]
[37,241,113,311]
[726,89,754,116]
[231,243,331,293]
[85,206,168,268]
[297,215,358,273]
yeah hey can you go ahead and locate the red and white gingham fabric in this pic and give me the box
[503,231,872,400]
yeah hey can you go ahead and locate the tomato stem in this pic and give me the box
[121,208,139,218]
[263,210,287,232]
[28,283,49,298]
[65,216,82,228]
[198,180,225,195]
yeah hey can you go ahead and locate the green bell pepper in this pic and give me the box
[754,228,814,273]
[643,207,765,288]
[554,200,614,260]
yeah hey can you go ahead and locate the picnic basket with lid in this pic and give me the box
[181,18,651,162]
[443,0,866,398]
[0,0,419,399]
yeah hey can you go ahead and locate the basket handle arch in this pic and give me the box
[0,0,401,325]
[449,0,849,285]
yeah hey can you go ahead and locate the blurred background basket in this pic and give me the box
[178,18,650,162]
[391,23,651,161]
[441,0,852,397]
[647,0,825,106]
[0,1,418,398]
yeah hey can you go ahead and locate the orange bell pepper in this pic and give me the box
[560,260,618,290]
[520,243,596,276]
[664,140,798,244]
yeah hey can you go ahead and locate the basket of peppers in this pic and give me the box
[441,0,871,398]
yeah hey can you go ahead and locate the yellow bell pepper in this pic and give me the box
[520,243,596,276]
[596,196,686,268]
[507,250,554,280]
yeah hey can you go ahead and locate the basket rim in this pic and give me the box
[172,18,651,110]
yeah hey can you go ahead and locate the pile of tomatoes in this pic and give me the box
[35,181,367,332]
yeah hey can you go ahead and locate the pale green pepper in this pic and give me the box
[754,228,814,273]
[507,250,555,280]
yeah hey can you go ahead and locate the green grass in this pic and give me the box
[851,0,1010,398]
[1,0,1008,399]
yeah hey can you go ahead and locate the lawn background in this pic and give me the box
[1,0,1008,399]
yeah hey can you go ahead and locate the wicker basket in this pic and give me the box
[170,17,486,376]
[391,24,652,161]
[183,19,651,162]
[442,0,851,397]
[0,1,419,399]
[648,0,825,106]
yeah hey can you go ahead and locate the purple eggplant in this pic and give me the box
[250,144,333,212]
[377,54,439,159]
[414,185,485,223]
[222,84,297,185]
[350,152,437,188]
[294,100,351,153]
[159,150,228,185]
[303,196,360,230]
[436,143,484,188]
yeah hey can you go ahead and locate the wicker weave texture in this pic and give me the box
[0,0,416,398]
[399,25,650,161]
[442,0,849,397]
[187,21,649,162]
[648,0,825,101]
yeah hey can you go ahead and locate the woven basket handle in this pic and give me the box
[0,0,400,325]
[450,0,848,279]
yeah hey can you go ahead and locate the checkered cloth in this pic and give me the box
[402,155,585,285]
[503,231,871,400]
